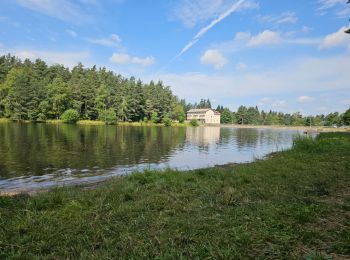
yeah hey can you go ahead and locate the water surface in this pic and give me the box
[0,123,300,192]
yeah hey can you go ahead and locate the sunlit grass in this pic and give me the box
[0,118,10,123]
[77,120,105,125]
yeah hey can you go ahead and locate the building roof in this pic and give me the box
[187,108,221,115]
[187,109,211,113]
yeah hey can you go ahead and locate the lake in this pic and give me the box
[0,123,301,193]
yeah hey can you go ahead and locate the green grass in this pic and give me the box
[76,120,106,125]
[118,121,189,127]
[0,133,349,259]
[43,120,189,127]
[0,118,10,123]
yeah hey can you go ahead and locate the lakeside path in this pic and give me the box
[1,132,349,258]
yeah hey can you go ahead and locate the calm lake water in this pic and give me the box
[0,123,301,192]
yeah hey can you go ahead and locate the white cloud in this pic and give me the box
[286,37,321,46]
[151,54,350,106]
[172,0,250,60]
[110,53,155,66]
[257,97,287,108]
[216,30,321,51]
[318,0,350,18]
[173,0,258,28]
[66,29,77,38]
[257,12,298,25]
[275,12,298,25]
[0,42,4,49]
[79,0,99,6]
[200,49,228,70]
[234,32,251,42]
[87,34,121,48]
[298,96,315,103]
[257,97,272,106]
[301,26,313,33]
[236,62,247,70]
[320,27,350,49]
[248,30,282,47]
[15,0,89,24]
[272,100,287,108]
[0,49,91,68]
[318,0,344,9]
[110,53,130,64]
[131,56,156,66]
[341,99,350,105]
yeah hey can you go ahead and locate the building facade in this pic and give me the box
[186,109,221,124]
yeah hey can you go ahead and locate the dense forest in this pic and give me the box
[0,54,349,126]
[0,54,187,123]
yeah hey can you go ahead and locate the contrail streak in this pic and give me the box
[173,0,246,60]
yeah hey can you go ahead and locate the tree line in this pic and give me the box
[0,54,186,124]
[0,54,349,126]
[216,105,350,127]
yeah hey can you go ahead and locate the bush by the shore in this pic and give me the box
[61,109,80,124]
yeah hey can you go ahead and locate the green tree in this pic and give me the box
[324,112,341,126]
[163,114,172,126]
[61,109,80,124]
[47,77,71,119]
[3,67,36,120]
[221,108,233,124]
[178,110,185,123]
[151,112,159,124]
[236,106,248,125]
[99,108,117,125]
[190,119,199,126]
[342,108,350,125]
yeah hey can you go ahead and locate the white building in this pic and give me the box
[187,109,221,124]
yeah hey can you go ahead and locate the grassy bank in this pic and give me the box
[1,133,350,259]
[28,119,189,127]
[116,121,190,127]
[0,118,10,123]
[2,118,349,131]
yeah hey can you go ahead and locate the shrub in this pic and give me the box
[163,116,172,127]
[61,109,80,124]
[99,109,117,125]
[36,113,47,122]
[151,112,159,124]
[190,119,199,126]
[292,133,349,153]
[178,111,185,123]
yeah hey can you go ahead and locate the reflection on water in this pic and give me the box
[186,127,220,145]
[0,123,300,192]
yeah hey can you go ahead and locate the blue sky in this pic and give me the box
[0,0,350,115]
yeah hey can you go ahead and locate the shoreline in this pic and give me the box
[0,131,342,197]
[1,118,349,131]
[219,124,350,132]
